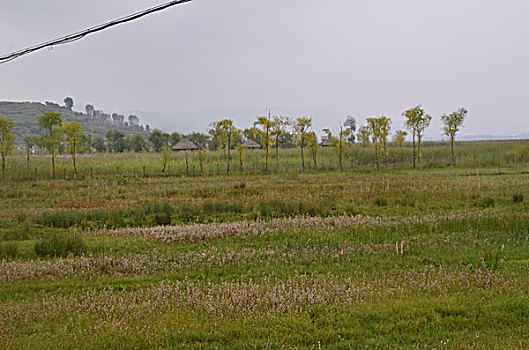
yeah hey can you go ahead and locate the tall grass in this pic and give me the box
[2,140,528,180]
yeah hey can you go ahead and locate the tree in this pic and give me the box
[210,119,239,175]
[403,105,432,167]
[85,104,95,118]
[328,116,356,171]
[80,134,92,154]
[198,149,207,175]
[334,122,352,171]
[169,132,182,147]
[366,116,391,170]
[322,128,332,142]
[106,130,125,153]
[392,130,407,147]
[441,108,468,166]
[379,117,392,166]
[307,132,319,169]
[236,144,246,172]
[149,129,169,153]
[293,117,312,171]
[39,112,63,178]
[61,122,84,175]
[243,126,261,144]
[127,134,147,153]
[254,116,273,171]
[161,145,172,173]
[128,115,140,127]
[0,116,15,176]
[357,126,371,148]
[344,116,357,143]
[270,116,290,170]
[23,135,38,171]
[64,97,74,111]
[92,137,107,153]
[187,132,210,150]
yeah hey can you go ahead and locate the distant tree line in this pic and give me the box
[0,104,469,177]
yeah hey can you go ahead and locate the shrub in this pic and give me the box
[36,211,85,228]
[513,193,524,204]
[0,243,18,260]
[476,197,495,209]
[34,233,87,258]
[374,197,388,207]
[1,227,30,241]
[397,197,416,207]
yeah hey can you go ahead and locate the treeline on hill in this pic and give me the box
[0,97,148,142]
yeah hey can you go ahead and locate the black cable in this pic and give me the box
[0,0,193,64]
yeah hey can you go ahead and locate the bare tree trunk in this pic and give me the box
[72,141,77,175]
[1,154,5,176]
[227,137,231,175]
[375,146,380,171]
[339,127,343,171]
[301,145,305,171]
[451,136,455,166]
[185,151,189,176]
[265,127,269,172]
[52,151,56,179]
[412,133,416,169]
[72,156,77,175]
[275,136,280,171]
[26,150,30,171]
[417,134,422,163]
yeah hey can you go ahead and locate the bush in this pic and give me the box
[513,193,524,204]
[477,197,495,209]
[375,197,388,207]
[34,233,87,258]
[36,211,85,228]
[234,182,246,190]
[0,243,18,260]
[258,199,332,218]
[1,227,30,241]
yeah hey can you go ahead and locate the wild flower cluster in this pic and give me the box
[0,242,403,283]
[103,212,480,243]
[0,266,522,341]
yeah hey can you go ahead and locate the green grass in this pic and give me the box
[1,145,529,348]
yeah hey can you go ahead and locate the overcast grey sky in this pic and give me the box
[1,0,528,137]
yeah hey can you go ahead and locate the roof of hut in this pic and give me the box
[172,138,199,151]
[242,139,262,149]
[320,138,332,147]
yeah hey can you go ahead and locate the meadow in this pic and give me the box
[1,140,529,349]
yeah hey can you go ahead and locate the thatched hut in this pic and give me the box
[242,139,262,150]
[172,139,199,152]
[172,139,198,176]
[320,139,332,148]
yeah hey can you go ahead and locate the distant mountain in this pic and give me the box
[124,106,347,135]
[0,101,148,143]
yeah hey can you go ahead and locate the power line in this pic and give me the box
[0,0,193,64]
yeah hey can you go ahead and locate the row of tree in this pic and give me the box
[354,106,467,169]
[0,105,467,177]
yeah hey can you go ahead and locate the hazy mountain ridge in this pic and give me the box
[127,106,529,141]
[0,101,148,143]
[125,107,348,135]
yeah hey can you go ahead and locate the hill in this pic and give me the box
[0,101,148,143]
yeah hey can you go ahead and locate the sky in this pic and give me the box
[1,0,528,138]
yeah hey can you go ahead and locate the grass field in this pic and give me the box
[1,141,529,348]
[4,139,529,181]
